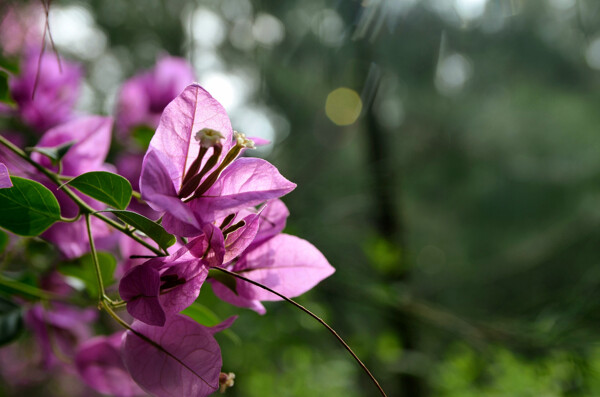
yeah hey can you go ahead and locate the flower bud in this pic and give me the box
[219,372,235,393]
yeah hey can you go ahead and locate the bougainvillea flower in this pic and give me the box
[9,50,82,132]
[75,332,145,397]
[121,314,234,397]
[116,56,195,136]
[119,236,217,326]
[0,163,11,188]
[25,303,97,368]
[140,83,296,237]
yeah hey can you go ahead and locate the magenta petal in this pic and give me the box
[249,199,289,250]
[120,264,166,326]
[0,163,12,188]
[121,314,222,397]
[75,332,145,397]
[116,56,195,135]
[140,150,178,208]
[248,136,270,146]
[31,116,113,176]
[148,57,196,107]
[158,259,208,315]
[42,216,115,259]
[209,315,237,334]
[187,224,225,267]
[161,212,203,237]
[211,281,266,314]
[234,234,335,301]
[116,74,150,134]
[223,212,261,263]
[127,297,166,327]
[149,83,234,190]
[10,51,81,132]
[191,157,296,221]
[141,151,201,233]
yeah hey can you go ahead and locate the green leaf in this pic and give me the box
[0,230,7,255]
[0,54,19,74]
[182,302,240,344]
[182,301,221,326]
[59,252,116,298]
[29,141,76,164]
[0,70,15,107]
[208,268,237,294]
[65,171,132,210]
[101,210,175,250]
[0,176,61,236]
[0,296,23,346]
[132,125,155,149]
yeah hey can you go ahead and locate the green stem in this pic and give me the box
[213,267,388,397]
[0,135,164,257]
[85,213,104,302]
[108,300,127,309]
[60,214,80,223]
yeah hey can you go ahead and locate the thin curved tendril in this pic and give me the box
[213,267,388,397]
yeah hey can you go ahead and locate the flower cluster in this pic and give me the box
[0,22,334,397]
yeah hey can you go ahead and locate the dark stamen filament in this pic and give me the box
[219,213,236,230]
[222,220,246,238]
[179,145,222,199]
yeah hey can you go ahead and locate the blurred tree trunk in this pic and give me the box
[361,56,425,397]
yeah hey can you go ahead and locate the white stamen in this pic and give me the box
[233,131,255,149]
[194,128,224,147]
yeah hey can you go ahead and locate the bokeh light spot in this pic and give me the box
[325,87,363,126]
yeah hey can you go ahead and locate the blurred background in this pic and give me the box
[4,0,600,395]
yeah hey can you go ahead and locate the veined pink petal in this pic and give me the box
[208,315,237,334]
[223,211,261,264]
[187,224,225,267]
[234,234,334,301]
[148,84,233,190]
[0,163,12,188]
[141,150,202,233]
[158,259,208,315]
[210,281,266,315]
[190,157,296,221]
[140,150,178,206]
[120,264,165,326]
[121,315,222,397]
[249,199,289,249]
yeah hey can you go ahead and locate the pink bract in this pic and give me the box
[121,314,231,397]
[0,163,11,188]
[140,83,296,237]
